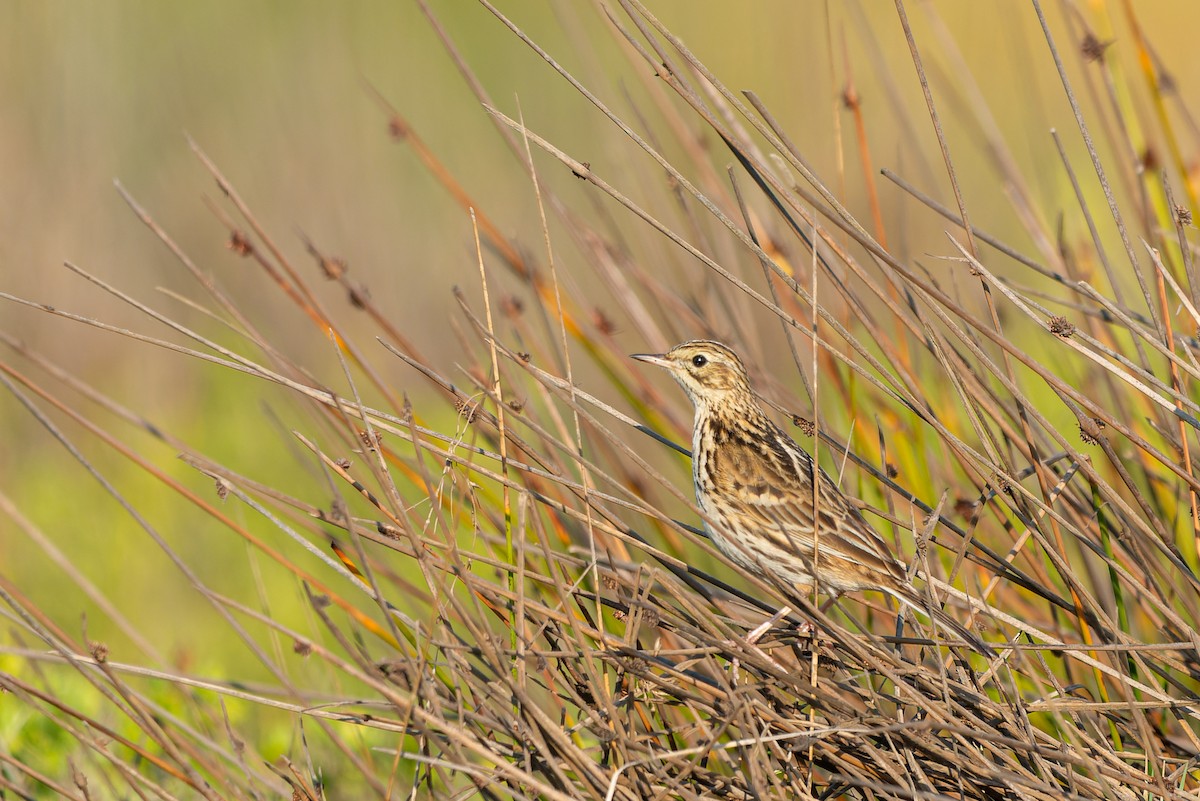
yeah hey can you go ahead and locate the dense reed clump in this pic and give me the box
[3,2,1200,798]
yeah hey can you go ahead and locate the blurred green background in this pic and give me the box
[1,0,1199,755]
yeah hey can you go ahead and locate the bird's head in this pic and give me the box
[632,340,753,410]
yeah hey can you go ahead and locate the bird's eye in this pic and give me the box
[691,354,707,367]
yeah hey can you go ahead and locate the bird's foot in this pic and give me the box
[745,605,794,644]
[794,618,817,641]
[728,606,794,685]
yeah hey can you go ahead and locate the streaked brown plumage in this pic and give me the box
[634,339,990,654]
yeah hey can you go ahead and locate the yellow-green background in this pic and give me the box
[1,0,1197,740]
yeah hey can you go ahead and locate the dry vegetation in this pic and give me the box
[4,1,1200,799]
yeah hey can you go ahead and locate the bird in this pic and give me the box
[632,339,992,656]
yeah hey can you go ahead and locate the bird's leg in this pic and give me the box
[797,591,841,641]
[746,604,793,644]
[728,605,793,686]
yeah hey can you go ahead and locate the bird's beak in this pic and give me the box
[631,352,669,368]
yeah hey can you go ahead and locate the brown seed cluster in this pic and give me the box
[792,415,816,437]
[1079,417,1107,445]
[1048,316,1076,337]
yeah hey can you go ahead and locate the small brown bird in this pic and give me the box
[633,339,990,655]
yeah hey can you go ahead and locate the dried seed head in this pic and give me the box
[501,296,523,318]
[228,230,253,257]
[347,283,370,309]
[388,116,409,140]
[376,522,402,541]
[1079,416,1106,445]
[954,497,981,522]
[89,641,109,663]
[593,307,616,335]
[320,256,347,280]
[454,397,480,424]
[625,655,649,674]
[792,415,816,437]
[1048,316,1075,337]
[1080,32,1110,62]
[841,84,859,110]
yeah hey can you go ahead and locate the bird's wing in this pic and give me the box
[706,421,907,585]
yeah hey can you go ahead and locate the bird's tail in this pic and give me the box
[889,588,996,658]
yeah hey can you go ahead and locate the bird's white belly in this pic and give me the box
[697,498,818,590]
